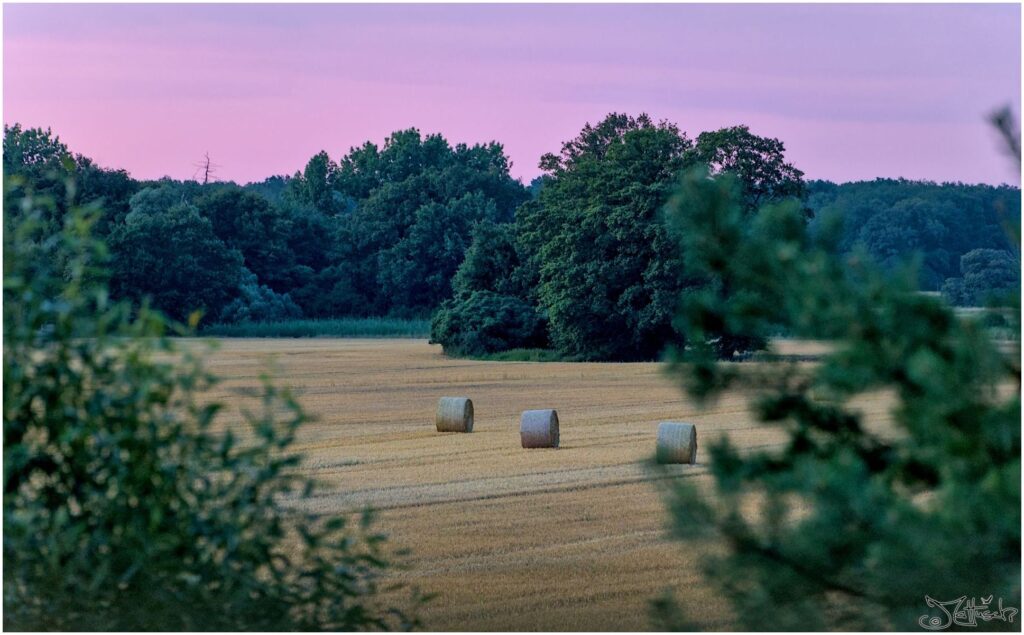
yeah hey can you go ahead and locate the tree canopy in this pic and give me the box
[109,187,245,322]
[525,113,693,360]
[808,178,1020,290]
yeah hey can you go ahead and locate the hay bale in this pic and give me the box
[520,409,559,448]
[656,421,697,464]
[436,397,473,433]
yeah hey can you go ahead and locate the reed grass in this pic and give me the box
[201,317,430,338]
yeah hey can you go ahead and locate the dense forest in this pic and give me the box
[4,116,1019,361]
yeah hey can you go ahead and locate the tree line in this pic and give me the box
[4,117,1019,361]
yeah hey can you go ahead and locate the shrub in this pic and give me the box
[3,191,418,631]
[430,290,547,356]
[218,268,303,324]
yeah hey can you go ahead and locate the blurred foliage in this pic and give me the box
[655,165,1020,629]
[3,187,420,630]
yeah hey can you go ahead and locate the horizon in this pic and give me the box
[4,3,1021,186]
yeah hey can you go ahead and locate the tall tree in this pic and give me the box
[109,186,244,322]
[319,129,528,316]
[941,248,1021,306]
[194,185,295,291]
[690,125,807,214]
[524,113,693,360]
[291,150,342,215]
[682,125,810,358]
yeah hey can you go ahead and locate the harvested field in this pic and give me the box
[191,338,897,631]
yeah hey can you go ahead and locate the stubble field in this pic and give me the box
[193,337,895,631]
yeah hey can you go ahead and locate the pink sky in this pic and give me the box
[4,3,1021,185]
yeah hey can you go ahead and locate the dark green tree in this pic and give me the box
[449,220,536,300]
[377,193,504,314]
[109,186,244,322]
[267,196,354,317]
[520,116,811,361]
[808,179,1020,290]
[4,124,140,237]
[682,125,810,358]
[245,174,291,204]
[525,113,693,361]
[218,268,304,323]
[194,185,296,291]
[290,150,344,215]
[74,156,139,235]
[3,124,74,215]
[318,129,528,316]
[690,125,807,214]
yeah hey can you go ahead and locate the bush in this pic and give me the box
[3,191,418,630]
[218,268,303,324]
[430,290,547,357]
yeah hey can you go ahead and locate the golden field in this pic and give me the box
[192,337,896,631]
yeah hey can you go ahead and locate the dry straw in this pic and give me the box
[656,421,697,464]
[436,397,474,433]
[520,409,559,448]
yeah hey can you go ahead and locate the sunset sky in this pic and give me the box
[4,3,1021,185]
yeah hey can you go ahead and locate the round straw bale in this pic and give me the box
[436,397,473,432]
[520,409,559,448]
[656,421,697,464]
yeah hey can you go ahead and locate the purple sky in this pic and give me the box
[4,3,1021,185]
